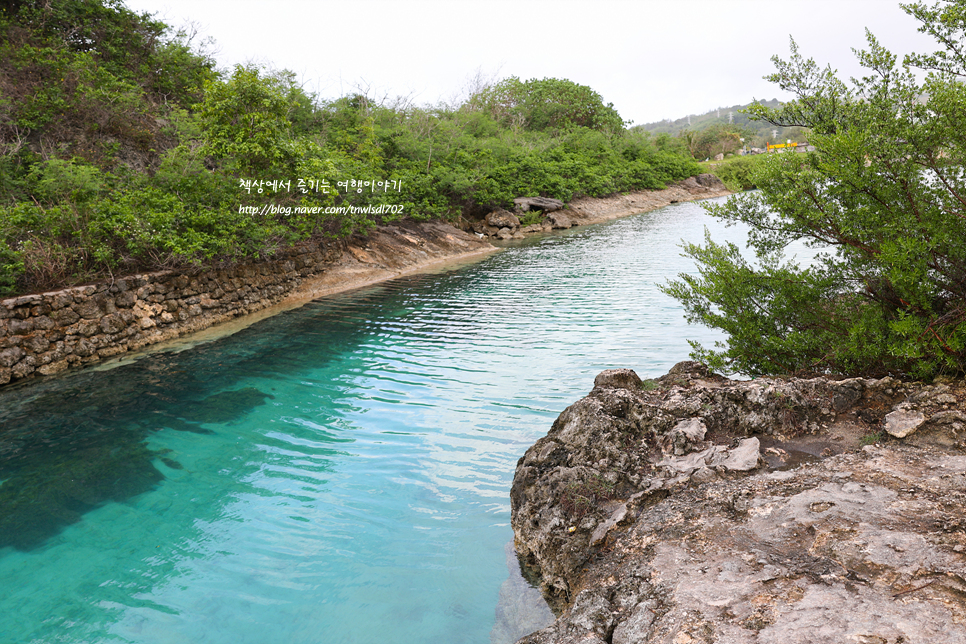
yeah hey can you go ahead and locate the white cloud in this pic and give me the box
[127,0,938,124]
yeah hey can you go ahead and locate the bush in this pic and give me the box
[707,154,768,191]
[663,4,966,379]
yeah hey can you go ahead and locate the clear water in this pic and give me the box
[0,197,755,644]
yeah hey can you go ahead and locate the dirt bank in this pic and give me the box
[469,175,731,240]
[279,219,497,304]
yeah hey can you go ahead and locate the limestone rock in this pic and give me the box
[665,360,710,379]
[546,212,573,229]
[511,365,966,644]
[930,409,966,425]
[695,173,725,189]
[656,437,761,475]
[486,209,521,229]
[0,347,25,368]
[513,197,565,213]
[884,407,926,438]
[8,318,34,334]
[593,368,643,391]
[668,418,707,455]
[611,602,656,644]
[720,436,761,470]
[589,502,629,546]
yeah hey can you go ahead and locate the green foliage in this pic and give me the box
[705,154,768,191]
[28,158,105,203]
[0,0,216,168]
[0,241,24,296]
[468,76,627,134]
[663,3,966,379]
[683,123,754,160]
[860,431,885,445]
[0,0,703,297]
[518,211,544,227]
[200,65,300,176]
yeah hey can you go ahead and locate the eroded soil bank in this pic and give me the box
[511,362,966,644]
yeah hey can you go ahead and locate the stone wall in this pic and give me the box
[0,240,342,386]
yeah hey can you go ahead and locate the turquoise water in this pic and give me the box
[1,198,753,643]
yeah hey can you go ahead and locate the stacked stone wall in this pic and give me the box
[0,240,342,386]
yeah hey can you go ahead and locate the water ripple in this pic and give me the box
[0,198,757,644]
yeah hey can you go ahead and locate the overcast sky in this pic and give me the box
[124,0,938,125]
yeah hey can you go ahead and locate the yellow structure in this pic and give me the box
[766,142,799,151]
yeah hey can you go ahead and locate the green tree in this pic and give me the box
[468,77,626,134]
[689,123,752,159]
[663,0,966,379]
[199,65,299,176]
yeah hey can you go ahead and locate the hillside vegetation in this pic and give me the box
[638,99,810,160]
[0,0,701,298]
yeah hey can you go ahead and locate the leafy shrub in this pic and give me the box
[519,211,543,227]
[707,155,767,191]
[0,0,706,296]
[663,7,966,379]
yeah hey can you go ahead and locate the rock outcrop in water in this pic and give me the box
[510,362,966,643]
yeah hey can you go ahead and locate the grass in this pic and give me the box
[559,474,616,520]
[860,431,885,445]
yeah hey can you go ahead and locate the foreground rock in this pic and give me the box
[511,362,966,643]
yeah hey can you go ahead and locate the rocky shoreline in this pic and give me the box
[469,175,729,240]
[509,362,966,643]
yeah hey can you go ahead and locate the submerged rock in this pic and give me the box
[510,363,966,643]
